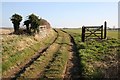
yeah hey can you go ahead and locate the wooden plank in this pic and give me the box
[104,21,107,39]
[85,33,101,34]
[101,25,103,39]
[85,28,101,32]
[84,26,102,28]
[82,26,85,42]
[82,23,105,42]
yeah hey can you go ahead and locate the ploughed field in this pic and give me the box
[1,28,120,79]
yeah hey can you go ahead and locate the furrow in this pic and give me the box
[62,30,82,79]
[10,29,59,80]
[17,30,65,79]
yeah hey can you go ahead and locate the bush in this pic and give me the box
[77,42,86,49]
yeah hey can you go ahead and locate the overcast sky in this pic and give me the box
[1,1,119,28]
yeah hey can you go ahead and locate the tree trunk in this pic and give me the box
[13,23,19,34]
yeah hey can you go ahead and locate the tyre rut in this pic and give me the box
[37,37,64,78]
[61,30,82,79]
[11,29,59,80]
[17,29,65,79]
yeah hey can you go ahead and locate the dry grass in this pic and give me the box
[0,29,14,35]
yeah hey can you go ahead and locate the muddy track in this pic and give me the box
[37,37,64,78]
[61,30,82,79]
[11,29,59,80]
[38,30,70,79]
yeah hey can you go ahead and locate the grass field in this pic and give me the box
[63,28,119,39]
[1,29,73,79]
[1,28,120,79]
[107,30,118,39]
[64,28,120,79]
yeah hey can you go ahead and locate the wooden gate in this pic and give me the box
[82,21,107,42]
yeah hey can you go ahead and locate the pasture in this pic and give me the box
[64,28,118,39]
[1,28,120,79]
[64,28,120,79]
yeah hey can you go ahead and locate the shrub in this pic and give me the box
[10,13,22,33]
[77,42,86,49]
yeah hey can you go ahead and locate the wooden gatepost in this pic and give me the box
[82,21,107,42]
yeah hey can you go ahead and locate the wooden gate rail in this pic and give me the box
[82,21,107,42]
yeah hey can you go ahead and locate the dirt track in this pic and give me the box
[2,29,58,79]
[61,30,82,79]
[2,29,82,80]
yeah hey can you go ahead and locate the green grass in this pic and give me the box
[2,35,38,62]
[107,30,118,39]
[2,31,57,76]
[17,30,71,79]
[79,39,119,79]
[2,28,119,78]
[17,30,65,79]
[64,28,118,39]
[18,43,61,79]
[42,30,70,78]
[2,42,45,73]
[43,49,68,78]
[64,28,120,79]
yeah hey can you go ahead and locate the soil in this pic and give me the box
[0,28,13,35]
[63,31,82,79]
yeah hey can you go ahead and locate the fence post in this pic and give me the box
[101,25,103,39]
[104,21,107,39]
[82,26,85,42]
